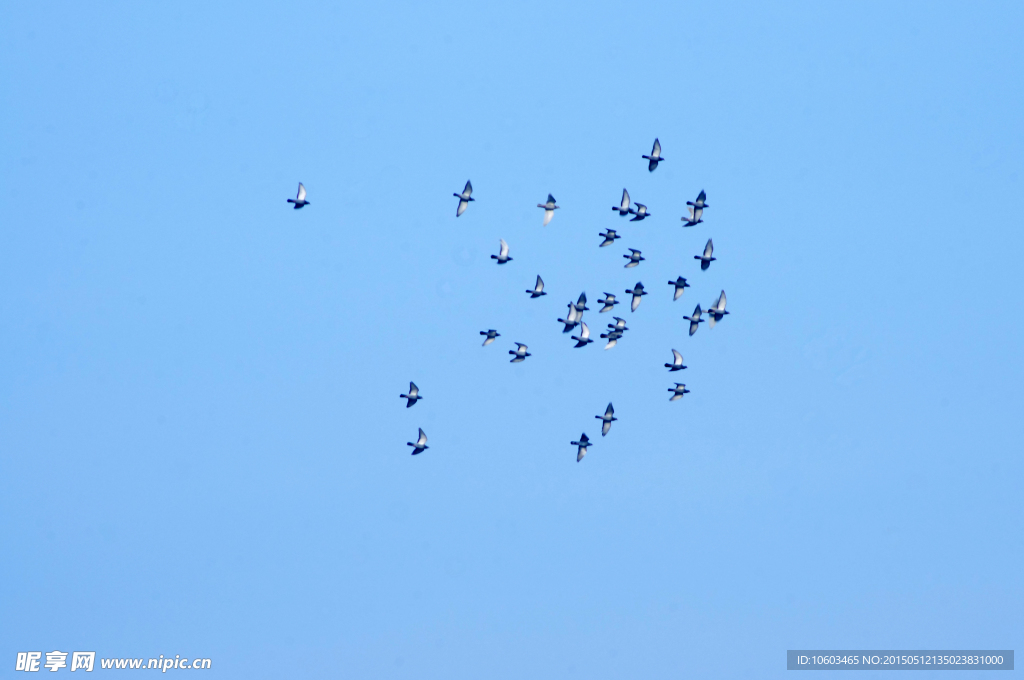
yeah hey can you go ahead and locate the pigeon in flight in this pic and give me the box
[695,239,715,270]
[612,189,632,216]
[596,403,617,436]
[454,181,474,217]
[683,304,705,336]
[598,293,619,313]
[624,248,645,268]
[668,276,690,301]
[407,428,429,455]
[599,228,621,247]
[707,290,729,327]
[491,238,512,264]
[607,317,628,332]
[668,384,690,401]
[681,205,703,227]
[665,350,687,372]
[642,138,664,172]
[571,433,591,462]
[576,292,590,312]
[687,189,709,210]
[629,203,651,221]
[572,322,593,348]
[537,194,559,226]
[400,382,422,407]
[558,302,581,333]
[600,329,623,350]
[626,282,648,312]
[526,275,547,298]
[509,342,531,363]
[287,183,310,209]
[480,329,500,346]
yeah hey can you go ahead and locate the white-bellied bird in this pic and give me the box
[558,302,581,333]
[599,228,621,247]
[642,138,664,172]
[537,194,559,226]
[572,322,593,348]
[607,317,628,332]
[491,238,512,264]
[665,350,687,372]
[687,189,709,210]
[626,282,648,312]
[598,293,619,312]
[682,205,703,227]
[612,189,631,216]
[596,403,617,436]
[576,292,589,312]
[668,384,690,401]
[695,238,715,270]
[454,181,474,217]
[629,203,651,221]
[287,183,310,209]
[624,248,645,268]
[707,290,729,327]
[572,433,591,462]
[400,382,422,407]
[683,304,705,336]
[600,329,623,349]
[527,275,546,298]
[480,329,500,346]
[668,276,690,300]
[509,343,531,363]
[408,428,429,455]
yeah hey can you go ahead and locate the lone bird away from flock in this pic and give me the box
[287,183,310,209]
[572,433,591,462]
[665,350,687,372]
[537,194,559,226]
[596,403,617,436]
[526,275,546,298]
[642,139,664,172]
[454,181,474,217]
[491,238,512,264]
[668,384,690,401]
[668,276,690,300]
[696,239,715,270]
[480,329,500,346]
[400,382,422,407]
[509,343,531,363]
[407,428,429,455]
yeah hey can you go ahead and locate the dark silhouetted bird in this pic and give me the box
[626,282,648,312]
[665,350,687,372]
[695,239,715,270]
[287,183,310,209]
[668,384,690,401]
[683,304,705,336]
[491,238,512,264]
[454,181,474,217]
[537,194,559,226]
[407,428,429,454]
[480,329,500,346]
[400,382,422,407]
[642,138,664,172]
[599,228,621,247]
[596,403,617,436]
[668,276,690,300]
[526,275,546,298]
[572,433,591,462]
[509,343,531,363]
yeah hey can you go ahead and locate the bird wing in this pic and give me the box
[704,239,713,257]
[687,206,695,221]
[499,239,509,257]
[536,275,544,292]
[697,189,706,203]
[296,183,306,201]
[631,295,640,312]
[515,343,528,351]
[605,403,614,417]
[693,206,703,221]
[464,181,473,197]
[547,194,556,205]
[417,429,427,446]
[580,322,590,340]
[409,382,418,396]
[457,199,468,217]
[652,138,661,157]
[620,189,630,210]
[542,209,553,226]
[577,292,587,307]
[718,290,727,311]
[672,349,683,365]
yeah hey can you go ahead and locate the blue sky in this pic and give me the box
[2,1,1022,677]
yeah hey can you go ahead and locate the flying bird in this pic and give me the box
[571,433,591,462]
[598,293,619,313]
[407,428,429,455]
[642,138,664,172]
[624,248,645,268]
[491,238,512,264]
[668,384,690,401]
[695,239,715,270]
[537,194,559,226]
[707,290,729,328]
[480,329,500,346]
[665,350,687,372]
[599,228,621,247]
[626,282,648,312]
[571,322,593,348]
[681,205,703,227]
[612,189,631,216]
[687,189,709,210]
[526,275,547,298]
[683,304,705,336]
[629,203,651,221]
[558,302,581,332]
[596,403,617,436]
[287,183,310,209]
[607,317,628,332]
[400,382,422,407]
[454,181,474,217]
[509,343,531,363]
[600,329,623,349]
[668,276,690,301]
[576,292,590,312]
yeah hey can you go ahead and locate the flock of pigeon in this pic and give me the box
[288,138,729,462]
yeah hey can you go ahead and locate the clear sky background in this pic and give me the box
[2,1,1022,678]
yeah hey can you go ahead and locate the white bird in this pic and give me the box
[480,329,500,346]
[665,350,687,372]
[598,293,619,313]
[571,433,591,462]
[537,194,559,226]
[595,403,617,436]
[668,276,690,301]
[509,343,531,363]
[668,383,690,401]
[623,248,645,268]
[707,290,729,328]
[491,238,512,264]
[407,428,429,454]
[687,189,709,210]
[626,282,648,312]
[526,275,546,298]
[287,183,310,209]
[612,189,631,216]
[681,205,703,227]
[696,239,715,270]
[454,181,474,217]
[572,322,593,348]
[629,203,651,221]
[642,138,664,172]
[683,304,705,336]
[599,228,621,247]
[558,302,581,333]
[400,382,422,407]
